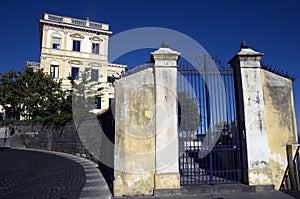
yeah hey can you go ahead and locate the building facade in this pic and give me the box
[28,13,126,111]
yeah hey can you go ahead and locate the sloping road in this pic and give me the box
[0,148,111,199]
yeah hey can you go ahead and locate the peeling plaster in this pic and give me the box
[249,170,272,184]
[269,152,286,170]
[251,160,269,169]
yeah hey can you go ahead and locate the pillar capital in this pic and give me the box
[229,44,264,68]
[151,47,180,67]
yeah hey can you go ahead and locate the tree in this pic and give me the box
[0,70,21,120]
[0,67,72,122]
[178,92,201,140]
[17,67,65,119]
[71,67,99,120]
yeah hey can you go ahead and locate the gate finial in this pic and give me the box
[161,41,169,48]
[240,41,249,49]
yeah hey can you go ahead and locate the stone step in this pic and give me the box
[153,184,274,197]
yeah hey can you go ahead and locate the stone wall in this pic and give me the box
[1,121,88,156]
[0,109,115,161]
[261,69,298,189]
[113,67,156,197]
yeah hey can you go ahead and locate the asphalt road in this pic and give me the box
[0,148,111,199]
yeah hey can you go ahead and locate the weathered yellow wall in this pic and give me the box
[261,69,298,190]
[114,68,156,197]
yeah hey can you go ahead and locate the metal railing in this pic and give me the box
[280,144,300,191]
[124,63,154,76]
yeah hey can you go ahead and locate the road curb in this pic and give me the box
[10,147,112,199]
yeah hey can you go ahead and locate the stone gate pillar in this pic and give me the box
[113,46,181,197]
[229,42,273,186]
[151,47,181,190]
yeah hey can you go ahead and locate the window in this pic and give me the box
[107,76,114,83]
[50,65,59,79]
[52,37,61,49]
[73,40,80,52]
[92,43,99,54]
[71,67,79,80]
[95,97,101,109]
[91,69,99,82]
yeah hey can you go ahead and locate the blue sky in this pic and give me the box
[0,0,299,132]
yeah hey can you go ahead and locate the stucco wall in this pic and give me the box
[261,69,298,189]
[113,68,156,197]
[240,67,273,185]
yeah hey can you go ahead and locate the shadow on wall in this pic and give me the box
[96,107,115,194]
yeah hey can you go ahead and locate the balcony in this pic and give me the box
[26,61,40,68]
[43,13,109,31]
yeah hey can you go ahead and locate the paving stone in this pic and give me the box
[0,148,112,199]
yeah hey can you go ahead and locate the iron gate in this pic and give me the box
[178,65,242,185]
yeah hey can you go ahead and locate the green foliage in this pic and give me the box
[0,70,21,120]
[0,67,72,123]
[31,112,73,126]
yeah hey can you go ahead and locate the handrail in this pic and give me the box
[280,144,300,191]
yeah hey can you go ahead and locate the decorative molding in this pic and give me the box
[89,36,103,42]
[68,60,82,65]
[70,33,84,39]
[43,25,50,31]
[88,62,101,67]
[51,32,62,38]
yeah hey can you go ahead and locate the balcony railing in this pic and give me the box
[26,61,40,68]
[90,22,102,29]
[48,15,63,22]
[71,19,86,26]
[44,13,108,30]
